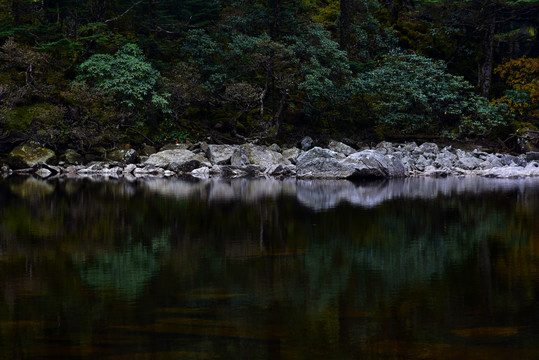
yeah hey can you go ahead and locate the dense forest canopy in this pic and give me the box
[0,0,538,151]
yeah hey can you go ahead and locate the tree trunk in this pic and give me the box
[401,0,414,12]
[260,69,270,124]
[340,0,352,52]
[268,89,289,137]
[478,11,495,97]
[89,0,107,22]
[383,0,397,20]
[269,0,281,41]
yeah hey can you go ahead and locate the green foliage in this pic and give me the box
[493,56,539,125]
[155,129,190,144]
[155,116,191,144]
[351,0,399,62]
[182,17,354,134]
[285,23,352,103]
[353,51,507,136]
[1,0,538,146]
[77,43,168,112]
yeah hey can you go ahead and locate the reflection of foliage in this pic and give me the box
[74,234,169,301]
[0,178,538,358]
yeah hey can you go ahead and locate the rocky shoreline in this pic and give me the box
[2,138,539,180]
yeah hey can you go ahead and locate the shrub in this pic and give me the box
[353,51,507,136]
[77,43,169,111]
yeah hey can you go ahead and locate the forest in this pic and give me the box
[0,0,538,154]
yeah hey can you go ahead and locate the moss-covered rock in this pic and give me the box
[7,142,56,169]
[107,148,139,164]
[60,149,85,165]
[3,103,64,132]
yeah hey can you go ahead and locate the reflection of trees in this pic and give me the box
[0,177,538,358]
[73,233,169,301]
[212,195,533,312]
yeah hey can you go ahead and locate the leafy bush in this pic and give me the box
[77,43,169,111]
[284,23,351,104]
[494,56,539,125]
[353,51,507,136]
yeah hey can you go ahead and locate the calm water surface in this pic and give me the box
[0,176,538,359]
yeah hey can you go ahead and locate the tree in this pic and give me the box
[408,0,539,96]
[181,2,353,139]
[494,56,539,125]
[353,51,507,136]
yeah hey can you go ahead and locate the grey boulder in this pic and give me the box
[296,147,407,179]
[207,144,236,165]
[239,144,291,172]
[328,140,356,156]
[144,149,210,168]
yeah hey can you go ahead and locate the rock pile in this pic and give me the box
[3,140,539,179]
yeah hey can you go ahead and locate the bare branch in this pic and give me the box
[105,0,144,23]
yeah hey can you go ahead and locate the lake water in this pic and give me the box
[0,176,538,359]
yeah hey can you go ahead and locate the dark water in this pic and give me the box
[0,176,538,360]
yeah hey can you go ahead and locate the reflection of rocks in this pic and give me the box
[230,178,296,202]
[142,178,208,199]
[9,177,55,198]
[208,181,236,201]
[296,177,539,209]
[295,180,361,210]
[140,178,298,204]
[134,176,539,211]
